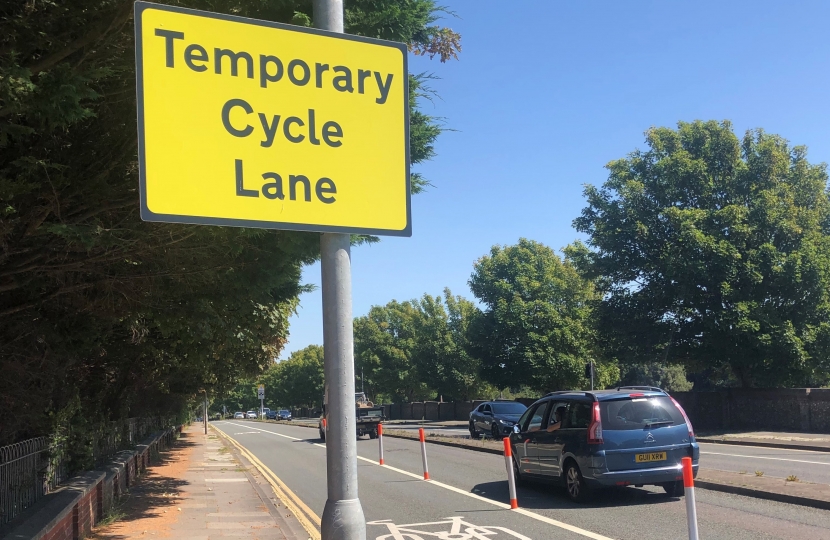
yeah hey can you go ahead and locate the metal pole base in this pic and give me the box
[321,498,366,540]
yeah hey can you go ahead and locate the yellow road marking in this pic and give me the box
[212,424,322,540]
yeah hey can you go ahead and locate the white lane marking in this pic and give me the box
[224,421,613,540]
[698,442,830,455]
[701,450,830,466]
[225,422,302,440]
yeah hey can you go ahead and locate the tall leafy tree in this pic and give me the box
[468,239,598,393]
[353,300,431,402]
[261,345,325,409]
[0,0,460,444]
[410,289,485,401]
[573,120,830,387]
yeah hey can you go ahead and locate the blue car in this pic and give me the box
[508,387,699,503]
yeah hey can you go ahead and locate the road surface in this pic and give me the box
[215,420,830,540]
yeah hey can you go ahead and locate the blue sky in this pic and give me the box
[280,0,830,358]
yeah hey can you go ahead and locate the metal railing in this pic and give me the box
[0,437,66,526]
[0,416,172,526]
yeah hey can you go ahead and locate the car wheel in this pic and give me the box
[491,424,501,440]
[469,421,480,439]
[662,481,684,497]
[564,462,593,503]
[512,456,527,486]
[319,430,325,442]
[369,430,377,440]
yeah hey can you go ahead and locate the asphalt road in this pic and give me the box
[387,422,830,485]
[215,420,830,540]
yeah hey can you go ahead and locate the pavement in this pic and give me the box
[89,424,312,540]
[219,419,830,540]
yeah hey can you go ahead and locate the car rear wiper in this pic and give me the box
[643,420,674,428]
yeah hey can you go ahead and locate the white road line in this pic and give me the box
[701,450,830,466]
[221,421,614,540]
[698,442,830,455]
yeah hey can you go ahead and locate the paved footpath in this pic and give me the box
[89,424,311,540]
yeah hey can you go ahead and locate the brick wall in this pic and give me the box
[2,426,178,540]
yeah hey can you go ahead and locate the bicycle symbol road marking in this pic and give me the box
[367,516,532,540]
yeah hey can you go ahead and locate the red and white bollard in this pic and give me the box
[377,423,385,465]
[419,427,430,480]
[683,457,699,540]
[503,437,518,509]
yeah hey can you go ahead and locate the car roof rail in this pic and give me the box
[615,386,666,393]
[543,390,597,400]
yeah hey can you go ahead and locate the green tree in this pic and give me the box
[468,239,599,393]
[573,120,830,387]
[410,289,485,401]
[262,345,325,409]
[0,0,460,444]
[618,363,693,393]
[354,300,431,402]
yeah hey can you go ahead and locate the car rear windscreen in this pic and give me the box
[600,396,685,430]
[491,402,527,414]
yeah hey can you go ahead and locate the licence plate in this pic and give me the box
[635,452,666,463]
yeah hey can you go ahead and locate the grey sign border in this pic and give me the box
[134,1,412,237]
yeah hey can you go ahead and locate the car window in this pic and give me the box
[491,402,528,415]
[477,404,486,412]
[600,396,685,430]
[525,401,551,432]
[483,404,491,413]
[516,406,534,430]
[545,402,568,429]
[565,402,591,429]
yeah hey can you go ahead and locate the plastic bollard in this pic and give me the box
[503,437,518,509]
[419,427,430,480]
[683,457,699,540]
[378,424,385,465]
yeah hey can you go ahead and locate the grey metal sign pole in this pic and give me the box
[315,2,366,537]
[319,230,366,540]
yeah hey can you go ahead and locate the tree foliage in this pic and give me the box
[468,239,599,393]
[354,300,428,402]
[573,120,830,387]
[0,0,459,444]
[264,345,325,409]
[409,289,488,401]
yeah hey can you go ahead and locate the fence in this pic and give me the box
[0,416,172,526]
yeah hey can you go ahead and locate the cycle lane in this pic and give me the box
[215,421,830,540]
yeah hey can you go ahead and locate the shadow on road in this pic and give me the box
[471,479,678,511]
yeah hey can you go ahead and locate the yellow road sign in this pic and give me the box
[135,2,410,236]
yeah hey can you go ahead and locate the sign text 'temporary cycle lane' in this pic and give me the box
[135,2,410,235]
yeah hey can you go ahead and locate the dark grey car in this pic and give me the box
[469,401,528,439]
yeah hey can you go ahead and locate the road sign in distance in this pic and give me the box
[135,2,410,236]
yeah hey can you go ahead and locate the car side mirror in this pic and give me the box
[483,410,492,416]
[513,425,520,434]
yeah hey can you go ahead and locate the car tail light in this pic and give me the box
[670,396,695,438]
[588,402,603,444]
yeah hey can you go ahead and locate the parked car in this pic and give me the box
[469,401,528,439]
[508,386,699,503]
[234,411,245,419]
[246,411,257,419]
[265,409,278,420]
[277,409,292,421]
